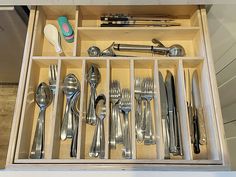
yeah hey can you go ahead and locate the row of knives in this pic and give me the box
[159,69,207,159]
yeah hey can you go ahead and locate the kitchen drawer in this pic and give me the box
[6,5,229,170]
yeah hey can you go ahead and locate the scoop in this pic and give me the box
[44,24,63,54]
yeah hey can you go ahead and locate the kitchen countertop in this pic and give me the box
[0,0,236,5]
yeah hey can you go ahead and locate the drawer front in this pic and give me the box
[6,5,229,170]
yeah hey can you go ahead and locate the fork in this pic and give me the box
[142,78,156,145]
[120,88,132,159]
[110,80,123,149]
[134,78,144,142]
[49,64,58,98]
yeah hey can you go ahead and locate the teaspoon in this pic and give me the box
[61,74,79,140]
[30,82,52,159]
[86,65,101,125]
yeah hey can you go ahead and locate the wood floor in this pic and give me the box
[0,85,17,168]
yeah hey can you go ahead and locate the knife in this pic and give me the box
[165,71,178,154]
[184,69,194,144]
[192,70,207,145]
[159,71,170,159]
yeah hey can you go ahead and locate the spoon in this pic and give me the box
[61,74,79,140]
[89,94,106,158]
[70,85,81,158]
[44,24,63,55]
[86,65,101,125]
[30,82,52,159]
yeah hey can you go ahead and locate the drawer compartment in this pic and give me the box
[7,5,229,170]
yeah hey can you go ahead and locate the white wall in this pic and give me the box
[208,4,236,170]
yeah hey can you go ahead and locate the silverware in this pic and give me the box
[87,65,101,125]
[184,69,194,144]
[89,94,106,158]
[30,82,52,159]
[142,78,156,145]
[110,80,123,149]
[135,78,144,142]
[120,89,132,159]
[192,71,207,146]
[70,85,81,158]
[159,72,170,159]
[61,74,80,140]
[49,64,58,97]
[165,71,179,155]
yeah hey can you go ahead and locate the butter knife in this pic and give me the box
[159,72,170,159]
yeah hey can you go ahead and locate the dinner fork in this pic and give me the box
[120,88,132,159]
[135,78,144,142]
[110,80,123,149]
[142,78,156,145]
[49,64,58,98]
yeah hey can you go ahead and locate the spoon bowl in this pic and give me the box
[35,82,53,108]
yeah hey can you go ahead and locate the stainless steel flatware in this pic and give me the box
[165,71,182,155]
[120,89,132,159]
[135,78,144,142]
[87,65,101,125]
[49,64,58,98]
[142,78,156,145]
[61,74,80,140]
[192,71,207,146]
[184,69,194,144]
[89,94,106,158]
[159,72,170,159]
[70,84,81,158]
[110,80,123,149]
[30,82,52,159]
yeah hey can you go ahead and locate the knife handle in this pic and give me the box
[193,109,200,154]
[188,105,194,144]
[168,111,177,154]
[197,108,207,145]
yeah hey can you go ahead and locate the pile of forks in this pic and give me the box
[134,77,156,145]
[110,80,132,159]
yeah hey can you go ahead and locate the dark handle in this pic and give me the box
[193,110,200,154]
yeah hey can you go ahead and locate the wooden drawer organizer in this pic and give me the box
[6,5,229,170]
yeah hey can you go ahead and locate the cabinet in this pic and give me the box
[6,5,229,170]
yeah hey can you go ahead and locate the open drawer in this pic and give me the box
[6,5,229,170]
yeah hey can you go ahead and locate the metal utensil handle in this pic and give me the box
[87,85,97,125]
[188,105,194,144]
[197,108,207,145]
[89,119,100,157]
[110,104,116,149]
[136,99,143,142]
[162,118,170,159]
[144,100,155,145]
[30,108,45,159]
[115,104,123,144]
[71,114,78,157]
[123,112,132,159]
[176,111,183,156]
[61,97,73,140]
[99,119,105,159]
[113,44,168,53]
[168,111,177,153]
